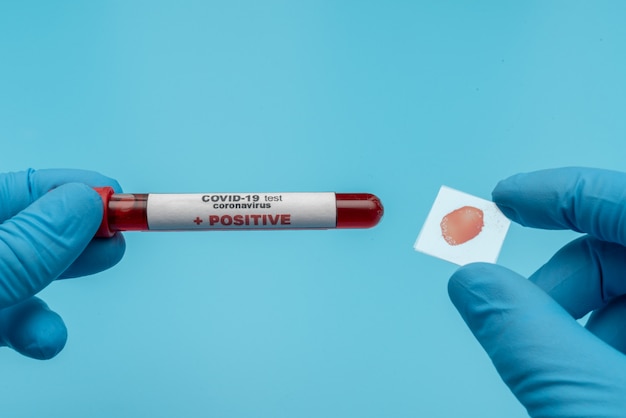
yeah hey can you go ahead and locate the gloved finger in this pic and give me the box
[585,295,626,355]
[60,233,126,278]
[0,297,67,360]
[528,235,626,319]
[0,183,102,308]
[33,169,126,278]
[449,263,626,417]
[492,167,626,246]
[0,168,122,222]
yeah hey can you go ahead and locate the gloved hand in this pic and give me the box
[0,169,125,359]
[448,167,626,418]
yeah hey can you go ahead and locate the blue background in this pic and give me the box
[1,1,625,417]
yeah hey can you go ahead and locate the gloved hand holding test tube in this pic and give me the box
[0,169,125,359]
[0,168,383,359]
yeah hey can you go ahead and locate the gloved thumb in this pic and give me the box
[0,182,103,308]
[448,263,626,418]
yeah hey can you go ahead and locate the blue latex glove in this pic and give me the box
[448,167,626,417]
[0,169,125,359]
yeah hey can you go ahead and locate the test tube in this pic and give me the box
[95,187,383,237]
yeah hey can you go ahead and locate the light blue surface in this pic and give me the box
[1,2,625,417]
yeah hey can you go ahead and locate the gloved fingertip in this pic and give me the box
[3,299,67,360]
[491,177,521,222]
[57,181,104,208]
[448,262,506,306]
[109,179,124,194]
[15,321,67,360]
[48,182,104,231]
[448,263,531,337]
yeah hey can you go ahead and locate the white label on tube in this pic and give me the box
[146,192,337,230]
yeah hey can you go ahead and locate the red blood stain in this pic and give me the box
[440,206,484,245]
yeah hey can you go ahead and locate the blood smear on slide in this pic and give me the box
[440,206,484,245]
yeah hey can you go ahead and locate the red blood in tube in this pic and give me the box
[108,193,149,232]
[95,188,147,237]
[336,193,384,229]
[440,206,484,245]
